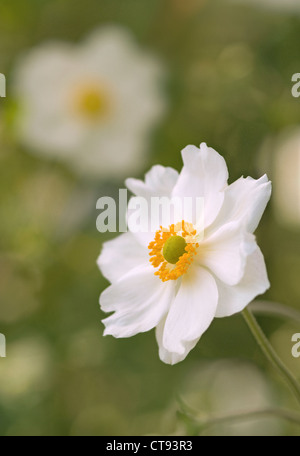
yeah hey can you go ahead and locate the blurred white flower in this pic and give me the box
[98,143,271,364]
[0,337,52,401]
[13,27,166,178]
[259,129,300,227]
[181,360,282,436]
[273,130,300,227]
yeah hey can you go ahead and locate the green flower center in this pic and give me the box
[163,235,187,264]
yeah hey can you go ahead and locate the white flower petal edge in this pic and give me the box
[126,165,179,199]
[156,318,200,365]
[172,143,228,227]
[210,175,272,235]
[215,245,270,318]
[126,165,179,247]
[162,266,219,355]
[101,265,175,338]
[200,222,257,286]
[97,232,149,284]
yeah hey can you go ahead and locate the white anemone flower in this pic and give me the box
[13,27,166,178]
[98,143,272,364]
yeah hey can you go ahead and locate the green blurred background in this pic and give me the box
[0,0,300,436]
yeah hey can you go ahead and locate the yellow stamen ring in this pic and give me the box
[148,221,199,282]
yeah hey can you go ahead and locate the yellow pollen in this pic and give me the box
[72,82,111,121]
[148,220,199,282]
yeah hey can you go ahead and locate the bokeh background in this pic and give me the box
[0,0,300,436]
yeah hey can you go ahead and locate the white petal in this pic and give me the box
[201,221,257,286]
[215,246,270,318]
[19,112,86,157]
[97,232,148,283]
[126,166,179,248]
[163,266,218,355]
[172,143,228,227]
[126,165,179,198]
[210,175,272,234]
[13,43,74,100]
[155,319,199,365]
[100,265,175,337]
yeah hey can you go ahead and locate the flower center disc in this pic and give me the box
[163,235,187,264]
[148,221,199,282]
[72,83,111,121]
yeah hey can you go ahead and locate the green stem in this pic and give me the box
[242,308,300,406]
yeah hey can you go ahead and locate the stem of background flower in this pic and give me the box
[242,308,300,406]
[178,407,300,435]
[250,300,300,323]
